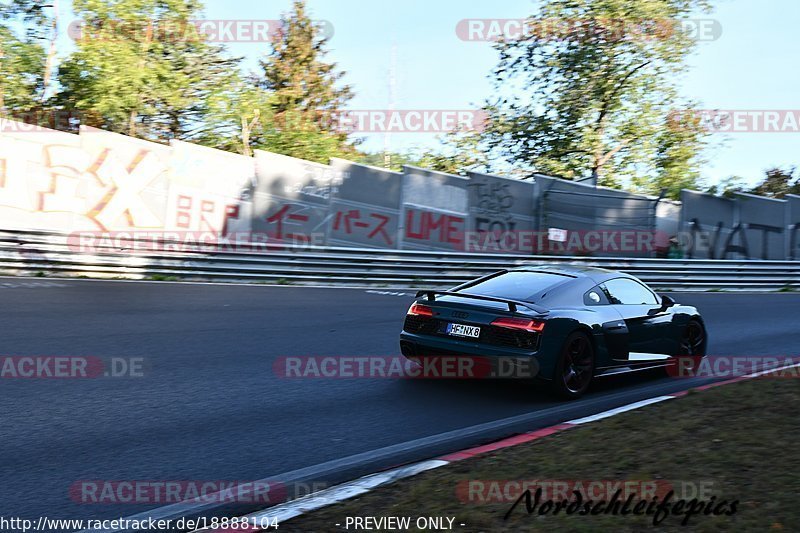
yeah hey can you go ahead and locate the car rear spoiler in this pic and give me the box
[414,290,549,315]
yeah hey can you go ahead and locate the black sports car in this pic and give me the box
[400,265,707,398]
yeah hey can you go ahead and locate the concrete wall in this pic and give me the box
[328,158,402,248]
[680,189,794,260]
[535,175,657,257]
[680,190,737,259]
[400,166,468,251]
[733,193,787,260]
[0,121,253,235]
[168,140,254,234]
[655,200,681,251]
[252,150,345,245]
[789,195,800,260]
[466,171,536,253]
[2,121,800,259]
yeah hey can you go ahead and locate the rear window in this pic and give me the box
[458,271,568,302]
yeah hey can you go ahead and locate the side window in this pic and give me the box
[601,278,659,305]
[584,286,609,306]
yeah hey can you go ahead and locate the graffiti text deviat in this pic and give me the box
[686,218,787,260]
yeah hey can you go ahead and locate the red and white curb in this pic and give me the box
[210,361,800,531]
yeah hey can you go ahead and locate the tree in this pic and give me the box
[56,0,238,140]
[414,129,489,176]
[151,38,240,141]
[198,82,276,156]
[253,0,355,162]
[482,0,711,196]
[646,105,708,198]
[355,128,489,175]
[705,176,747,198]
[750,167,800,199]
[0,0,51,113]
[356,150,423,172]
[707,168,800,199]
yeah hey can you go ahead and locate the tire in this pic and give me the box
[668,319,707,376]
[551,331,595,399]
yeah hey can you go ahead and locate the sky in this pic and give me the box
[52,0,800,187]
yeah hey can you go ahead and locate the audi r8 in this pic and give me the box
[400,265,707,398]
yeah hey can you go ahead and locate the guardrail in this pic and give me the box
[1,228,799,291]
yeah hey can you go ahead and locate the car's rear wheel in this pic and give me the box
[552,331,594,399]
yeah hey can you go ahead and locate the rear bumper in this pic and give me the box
[399,331,540,359]
[399,331,547,380]
[399,330,560,380]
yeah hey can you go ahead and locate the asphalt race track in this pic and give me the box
[1,278,798,529]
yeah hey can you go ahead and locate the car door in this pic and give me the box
[584,285,630,363]
[600,278,672,356]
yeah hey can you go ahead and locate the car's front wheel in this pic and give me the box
[551,331,594,399]
[681,319,707,357]
[669,318,707,376]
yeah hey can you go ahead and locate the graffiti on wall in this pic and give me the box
[404,207,465,249]
[469,179,515,232]
[0,123,251,234]
[332,208,395,246]
[2,121,800,259]
[681,191,789,260]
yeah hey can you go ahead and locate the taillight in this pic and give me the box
[408,303,434,317]
[491,317,546,333]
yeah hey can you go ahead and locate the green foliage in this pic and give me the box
[0,0,51,112]
[251,0,356,162]
[197,82,275,155]
[414,129,488,176]
[749,167,800,199]
[258,1,351,124]
[56,0,238,140]
[483,0,712,195]
[356,130,488,176]
[705,175,747,198]
[355,150,425,172]
[2,1,53,32]
[0,25,45,111]
[706,168,800,199]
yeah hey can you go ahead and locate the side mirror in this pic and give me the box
[661,294,676,309]
[648,295,676,315]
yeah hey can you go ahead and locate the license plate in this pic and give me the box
[446,323,481,338]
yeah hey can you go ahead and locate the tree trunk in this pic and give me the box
[129,109,137,137]
[41,0,59,105]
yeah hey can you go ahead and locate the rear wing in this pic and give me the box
[414,290,549,315]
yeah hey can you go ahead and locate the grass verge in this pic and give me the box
[281,378,799,532]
